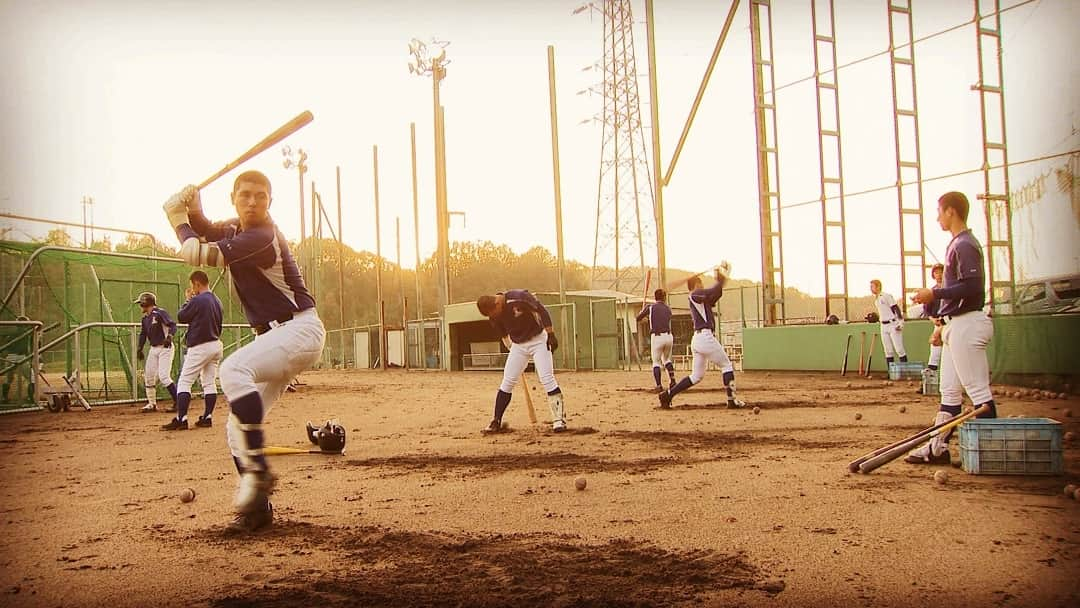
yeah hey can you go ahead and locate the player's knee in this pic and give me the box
[219,358,254,397]
[688,374,703,385]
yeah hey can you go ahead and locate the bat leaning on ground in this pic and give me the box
[520,373,538,425]
[841,334,852,376]
[197,110,315,191]
[847,410,980,473]
[263,445,343,456]
[856,404,989,474]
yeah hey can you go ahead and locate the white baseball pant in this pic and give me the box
[939,310,993,407]
[689,329,733,384]
[928,344,942,368]
[222,309,325,463]
[498,330,558,394]
[650,333,674,368]
[177,340,223,395]
[879,323,906,359]
[144,345,175,405]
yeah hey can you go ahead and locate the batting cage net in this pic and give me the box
[0,241,253,411]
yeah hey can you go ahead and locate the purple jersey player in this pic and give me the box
[135,292,178,413]
[659,261,747,409]
[163,170,326,533]
[636,289,677,392]
[907,191,996,464]
[160,270,224,431]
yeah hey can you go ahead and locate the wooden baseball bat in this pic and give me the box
[197,110,314,190]
[264,445,343,456]
[663,263,727,292]
[858,331,866,375]
[865,333,878,377]
[841,334,852,376]
[520,373,538,425]
[847,414,974,473]
[857,405,988,474]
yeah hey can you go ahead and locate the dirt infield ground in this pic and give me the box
[0,369,1078,607]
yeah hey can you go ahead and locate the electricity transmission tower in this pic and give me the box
[579,0,655,294]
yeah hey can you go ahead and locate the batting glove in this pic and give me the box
[163,188,191,230]
[163,336,173,349]
[546,333,559,353]
[180,184,203,215]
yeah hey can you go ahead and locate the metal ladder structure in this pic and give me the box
[749,0,785,325]
[887,0,928,309]
[811,0,849,321]
[973,0,1015,312]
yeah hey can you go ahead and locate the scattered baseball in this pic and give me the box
[752,406,761,415]
[1065,431,1076,443]
[846,382,852,388]
[1065,484,1078,497]
[898,405,907,413]
[854,412,862,420]
[574,477,587,491]
[867,375,873,380]
[823,392,831,399]
[1059,393,1067,400]
[882,381,889,388]
[180,488,196,503]
[1034,393,1042,401]
[1012,391,1022,399]
[934,470,948,485]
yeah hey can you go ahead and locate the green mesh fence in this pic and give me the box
[0,241,252,405]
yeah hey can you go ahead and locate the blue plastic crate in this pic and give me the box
[888,361,924,381]
[959,418,1063,475]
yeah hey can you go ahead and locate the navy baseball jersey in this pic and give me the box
[491,289,552,344]
[187,216,315,328]
[933,229,985,317]
[139,307,177,349]
[177,290,223,347]
[689,281,724,331]
[636,302,672,334]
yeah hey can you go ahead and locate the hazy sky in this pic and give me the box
[1,0,1077,299]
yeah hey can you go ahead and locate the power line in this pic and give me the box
[781,148,1079,211]
[768,0,1041,98]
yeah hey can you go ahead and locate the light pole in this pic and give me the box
[282,146,308,272]
[409,37,451,369]
[80,196,94,247]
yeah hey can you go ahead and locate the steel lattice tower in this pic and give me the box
[589,0,655,294]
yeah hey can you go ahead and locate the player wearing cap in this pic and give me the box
[135,292,178,413]
[636,288,677,392]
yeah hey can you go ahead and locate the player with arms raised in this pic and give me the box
[162,170,325,533]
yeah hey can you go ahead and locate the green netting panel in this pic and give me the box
[1,241,254,404]
[0,323,38,411]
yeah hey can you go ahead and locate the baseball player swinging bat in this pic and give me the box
[663,261,731,292]
[857,405,988,474]
[197,110,314,191]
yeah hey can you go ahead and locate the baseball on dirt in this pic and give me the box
[180,488,195,503]
[934,470,948,485]
[1065,484,1078,497]
[1065,431,1076,443]
[846,382,852,388]
[574,477,587,491]
[854,412,862,420]
[753,406,761,415]
[898,405,907,413]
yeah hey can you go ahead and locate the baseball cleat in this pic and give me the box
[658,391,672,409]
[161,417,189,431]
[194,416,213,428]
[140,403,157,413]
[234,470,277,514]
[481,419,506,434]
[653,385,664,393]
[552,420,567,433]
[225,502,273,534]
[727,398,746,409]
[903,448,951,465]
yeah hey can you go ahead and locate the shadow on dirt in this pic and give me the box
[193,522,768,608]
